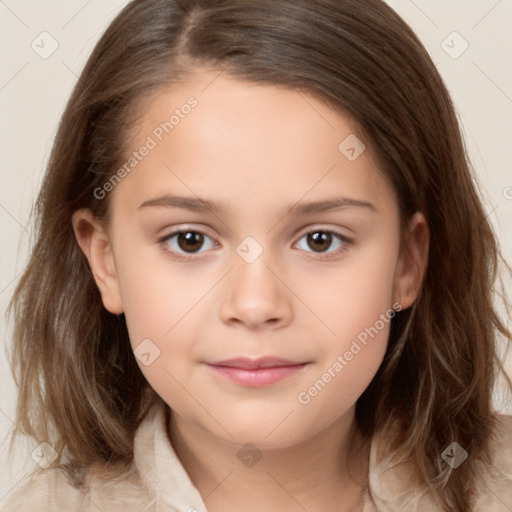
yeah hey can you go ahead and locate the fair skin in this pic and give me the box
[72,70,429,512]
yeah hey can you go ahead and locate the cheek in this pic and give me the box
[112,235,222,402]
[294,336,387,434]
[113,250,204,412]
[296,232,399,350]
[114,238,205,345]
[290,236,398,398]
[292,263,396,428]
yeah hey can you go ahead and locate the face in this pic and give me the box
[74,70,427,450]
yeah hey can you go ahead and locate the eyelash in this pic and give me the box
[158,227,353,262]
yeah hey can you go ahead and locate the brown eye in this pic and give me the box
[160,229,217,258]
[306,231,333,252]
[176,231,205,253]
[295,229,351,257]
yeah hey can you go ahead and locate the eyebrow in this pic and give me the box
[138,195,377,215]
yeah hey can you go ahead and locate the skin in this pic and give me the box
[73,70,429,512]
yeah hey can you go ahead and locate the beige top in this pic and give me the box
[2,402,511,511]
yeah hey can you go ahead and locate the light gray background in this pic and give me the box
[1,0,511,501]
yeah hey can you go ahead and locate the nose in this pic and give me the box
[219,253,293,331]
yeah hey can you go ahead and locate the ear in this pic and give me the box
[71,209,124,314]
[392,212,429,310]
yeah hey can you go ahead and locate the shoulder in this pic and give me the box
[489,413,512,470]
[1,466,87,512]
[471,414,512,510]
[1,463,156,512]
[489,413,512,467]
[368,413,512,511]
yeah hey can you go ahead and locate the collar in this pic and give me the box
[133,401,443,512]
[134,402,208,512]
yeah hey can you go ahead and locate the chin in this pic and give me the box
[201,416,311,451]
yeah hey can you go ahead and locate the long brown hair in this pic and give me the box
[7,0,511,510]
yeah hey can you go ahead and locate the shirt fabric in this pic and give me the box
[2,402,512,511]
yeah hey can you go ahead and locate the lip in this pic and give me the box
[209,357,304,370]
[206,357,309,387]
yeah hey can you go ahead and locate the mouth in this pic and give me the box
[205,357,310,387]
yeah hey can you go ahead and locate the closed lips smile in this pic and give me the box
[206,357,309,387]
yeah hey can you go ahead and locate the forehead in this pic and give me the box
[111,70,397,217]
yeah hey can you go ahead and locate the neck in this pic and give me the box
[168,407,370,512]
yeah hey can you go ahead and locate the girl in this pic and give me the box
[3,0,512,511]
